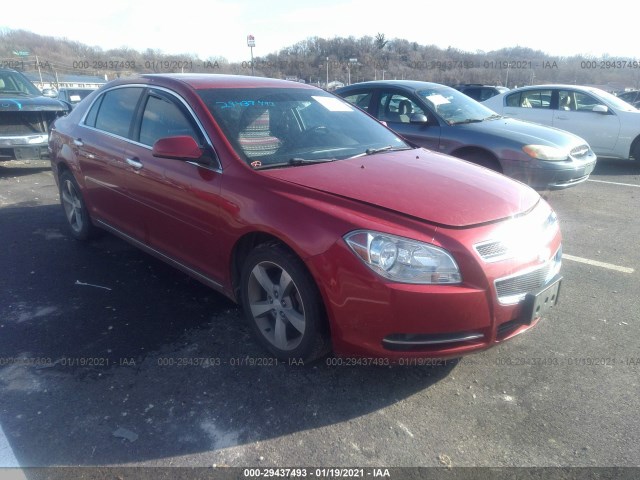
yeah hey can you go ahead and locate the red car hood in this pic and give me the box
[262,149,539,228]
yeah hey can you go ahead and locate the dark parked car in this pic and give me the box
[0,68,69,160]
[56,87,98,109]
[452,84,509,102]
[49,74,563,361]
[616,90,640,109]
[336,80,596,190]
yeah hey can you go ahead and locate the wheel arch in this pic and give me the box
[231,232,333,359]
[230,232,320,302]
[450,147,503,172]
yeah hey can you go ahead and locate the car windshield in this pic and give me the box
[417,86,499,125]
[198,87,410,168]
[589,88,638,112]
[0,71,42,96]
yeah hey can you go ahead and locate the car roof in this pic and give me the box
[506,84,607,92]
[337,80,449,91]
[134,74,318,91]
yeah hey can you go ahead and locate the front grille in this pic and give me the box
[494,247,562,304]
[475,240,509,261]
[496,263,552,302]
[0,112,51,135]
[570,145,590,158]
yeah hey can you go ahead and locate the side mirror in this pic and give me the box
[410,113,429,124]
[592,104,609,114]
[152,136,202,160]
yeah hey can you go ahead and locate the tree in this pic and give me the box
[375,33,388,50]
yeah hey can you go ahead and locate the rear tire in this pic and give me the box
[240,242,331,362]
[632,140,640,161]
[59,170,97,241]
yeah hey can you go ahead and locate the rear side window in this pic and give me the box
[507,90,551,109]
[93,87,143,138]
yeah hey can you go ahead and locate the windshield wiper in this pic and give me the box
[485,113,502,120]
[450,118,485,125]
[348,146,413,159]
[366,145,393,155]
[253,157,335,170]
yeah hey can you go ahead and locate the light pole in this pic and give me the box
[326,57,329,89]
[348,58,357,85]
[247,35,255,76]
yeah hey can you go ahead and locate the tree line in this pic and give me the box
[1,29,639,91]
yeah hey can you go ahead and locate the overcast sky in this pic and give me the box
[2,0,635,62]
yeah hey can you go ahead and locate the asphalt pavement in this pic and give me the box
[0,158,638,477]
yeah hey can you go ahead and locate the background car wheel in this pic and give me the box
[457,150,502,172]
[59,170,96,241]
[240,243,330,362]
[632,139,640,161]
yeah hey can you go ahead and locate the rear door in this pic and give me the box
[502,89,554,126]
[75,86,144,232]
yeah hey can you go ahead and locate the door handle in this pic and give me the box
[556,115,569,120]
[73,138,84,146]
[126,157,143,169]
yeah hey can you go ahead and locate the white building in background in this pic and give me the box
[22,72,107,91]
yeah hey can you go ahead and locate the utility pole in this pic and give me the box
[35,55,43,86]
[326,57,329,88]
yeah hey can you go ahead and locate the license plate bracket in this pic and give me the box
[521,275,562,323]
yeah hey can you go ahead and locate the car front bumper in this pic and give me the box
[506,155,597,191]
[308,232,563,361]
[0,134,50,160]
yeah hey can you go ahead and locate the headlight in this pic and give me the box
[522,145,568,161]
[344,230,461,284]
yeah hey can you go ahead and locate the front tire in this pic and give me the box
[632,139,640,161]
[457,150,502,172]
[59,170,96,241]
[240,243,330,362]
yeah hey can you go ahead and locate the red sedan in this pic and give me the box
[48,74,563,362]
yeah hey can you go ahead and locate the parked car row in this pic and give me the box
[49,74,564,362]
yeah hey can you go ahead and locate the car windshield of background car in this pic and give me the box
[589,88,638,112]
[0,71,42,96]
[418,87,499,125]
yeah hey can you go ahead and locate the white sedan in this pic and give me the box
[483,85,640,161]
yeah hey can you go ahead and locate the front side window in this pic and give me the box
[198,88,409,168]
[93,87,143,138]
[139,94,198,146]
[377,92,425,123]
